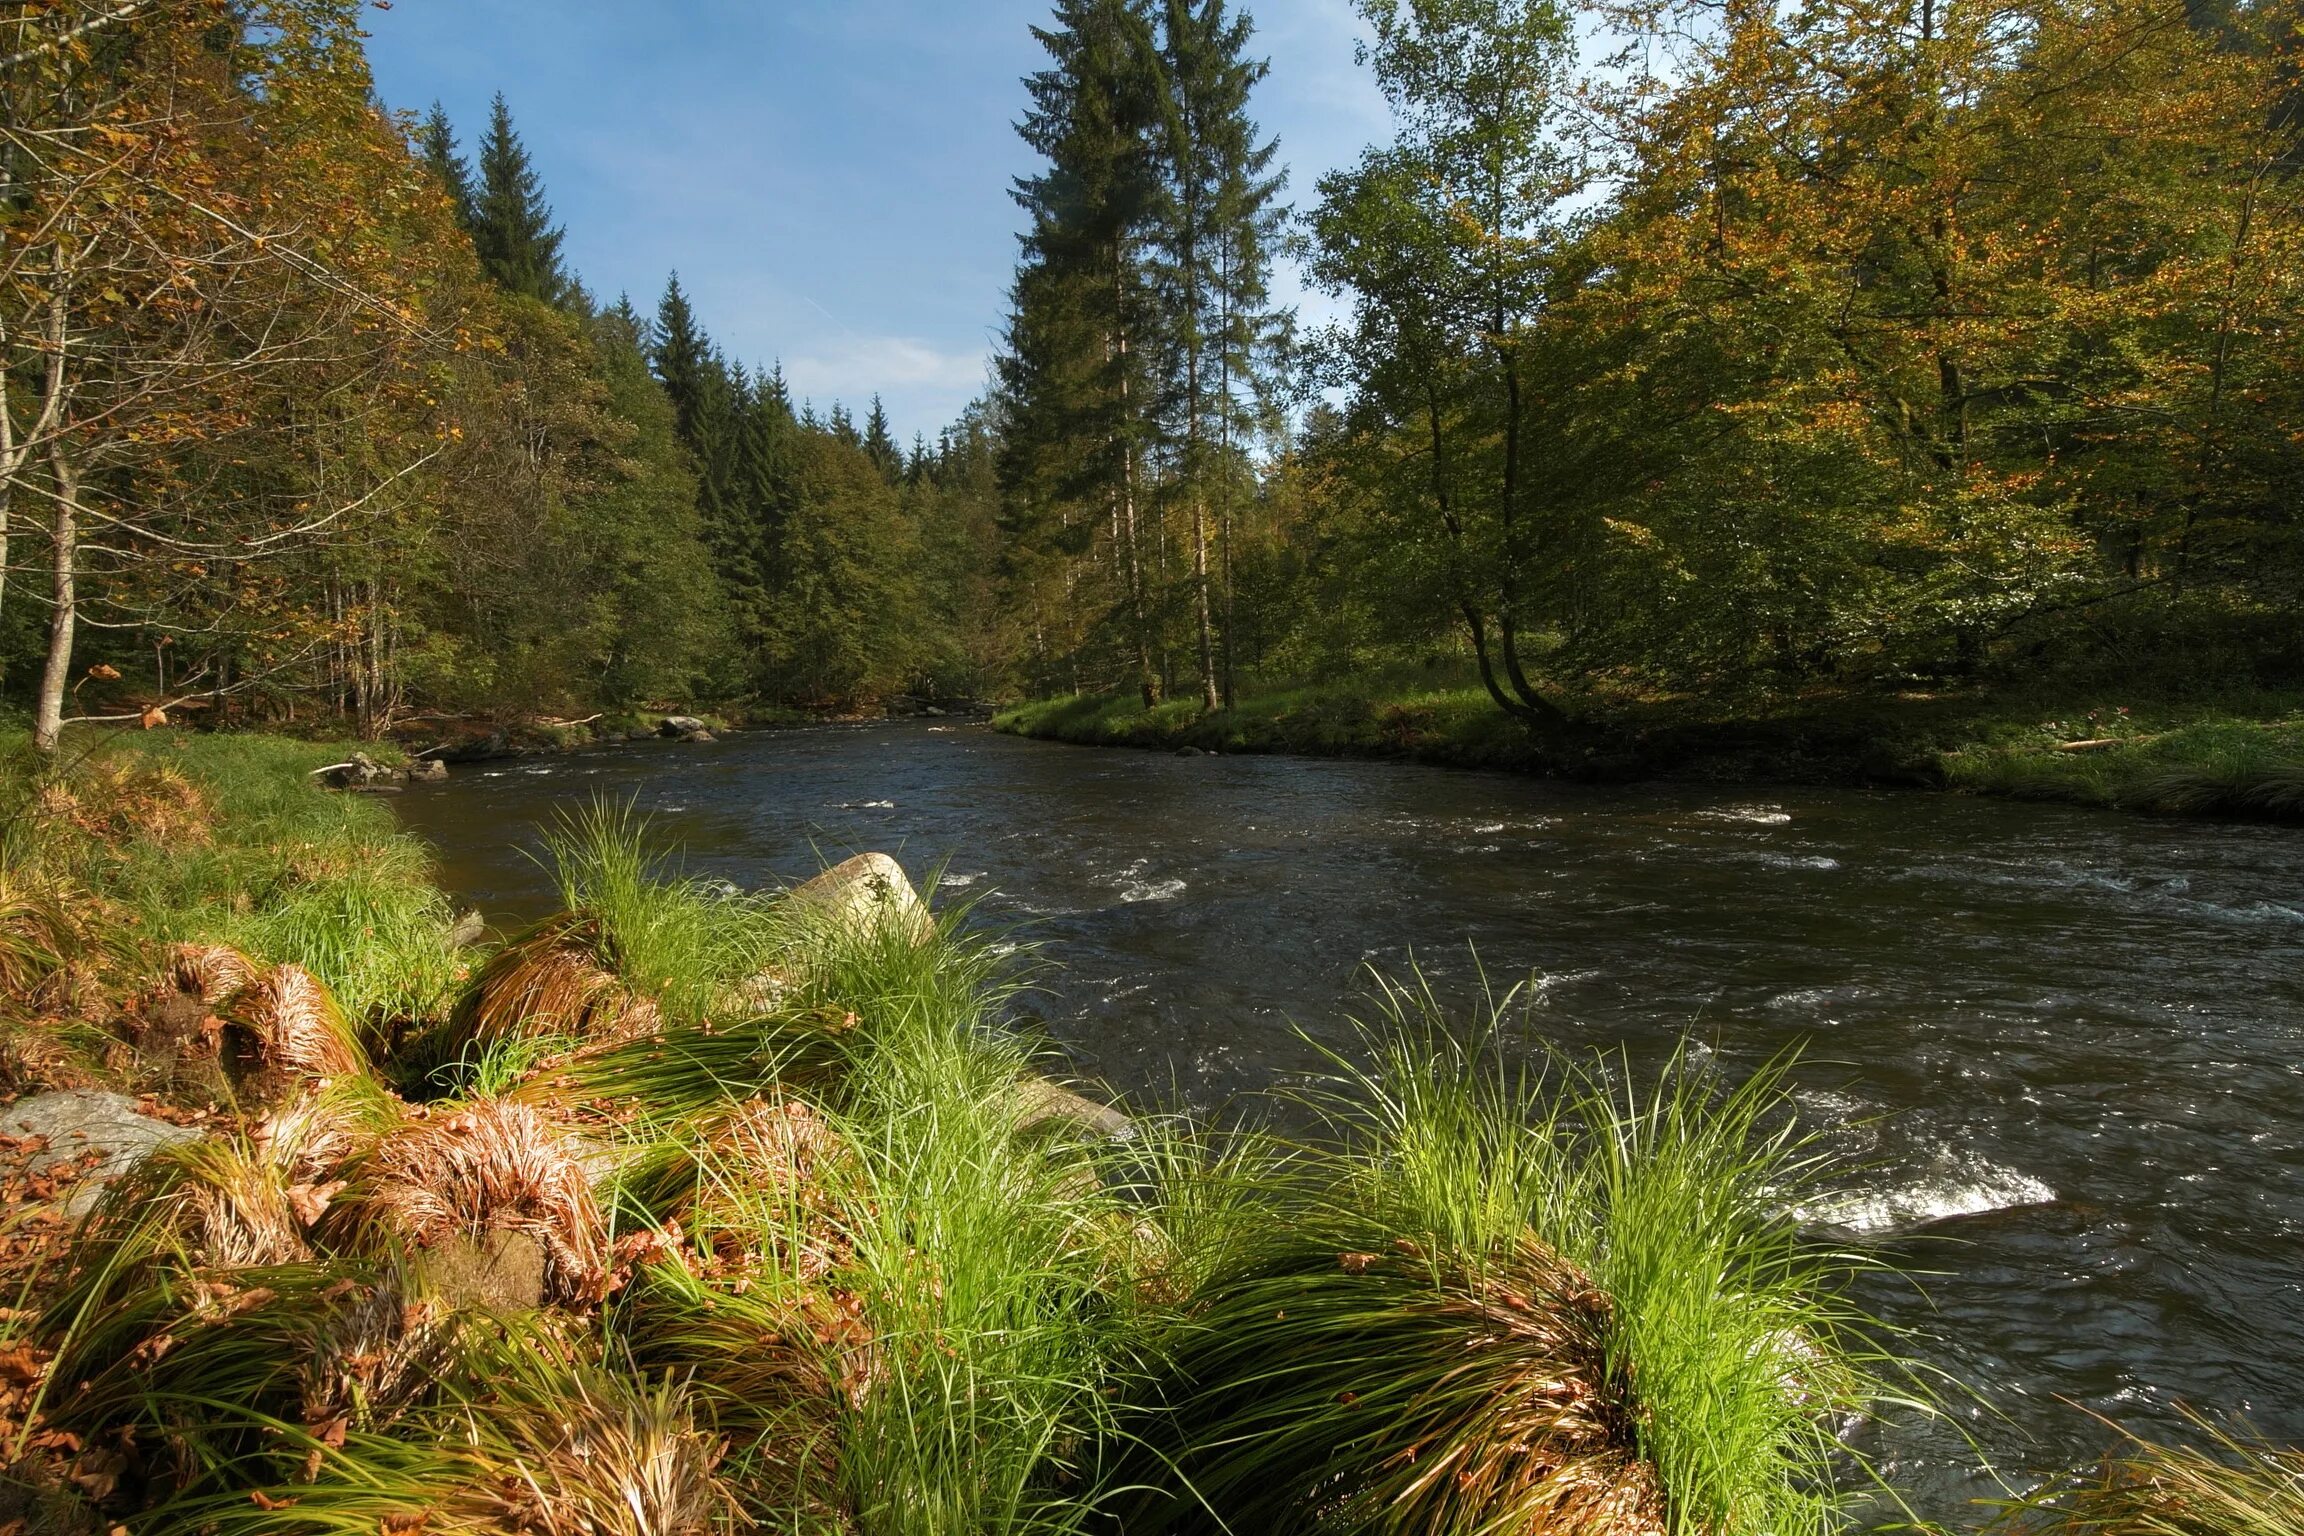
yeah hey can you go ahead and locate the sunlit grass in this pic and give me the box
[1113,973,1915,1536]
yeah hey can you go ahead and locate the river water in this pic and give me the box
[393,720,2304,1520]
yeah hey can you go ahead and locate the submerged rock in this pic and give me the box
[789,852,931,944]
[1,1090,199,1215]
[1013,1077,1133,1140]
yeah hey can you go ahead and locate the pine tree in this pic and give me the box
[1150,0,1286,709]
[414,101,475,230]
[471,93,572,305]
[863,396,904,483]
[1001,0,1167,704]
[651,274,713,442]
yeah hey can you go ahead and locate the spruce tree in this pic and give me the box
[1151,0,1287,708]
[471,93,572,305]
[415,102,475,229]
[864,395,903,482]
[651,274,714,443]
[1001,0,1166,704]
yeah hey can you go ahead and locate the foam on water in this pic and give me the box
[1695,805,1794,825]
[1100,859,1187,904]
[1797,1148,2058,1234]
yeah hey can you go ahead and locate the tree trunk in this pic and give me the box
[1115,309,1157,709]
[33,447,78,755]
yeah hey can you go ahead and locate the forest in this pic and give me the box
[3,0,2301,763]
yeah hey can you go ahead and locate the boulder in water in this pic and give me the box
[314,751,405,789]
[788,853,930,945]
[405,758,449,784]
[658,715,709,738]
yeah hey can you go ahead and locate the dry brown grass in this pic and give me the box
[295,1273,461,1441]
[121,946,369,1109]
[356,1098,608,1307]
[30,758,214,852]
[449,1358,747,1536]
[452,914,664,1052]
[165,941,257,1008]
[231,963,366,1085]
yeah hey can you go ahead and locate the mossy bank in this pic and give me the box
[996,679,2304,823]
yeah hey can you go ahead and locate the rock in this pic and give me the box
[315,751,406,789]
[413,1229,547,1313]
[679,729,716,744]
[0,1090,200,1215]
[658,715,709,738]
[433,730,513,764]
[447,910,490,950]
[1013,1076,1133,1140]
[923,706,949,718]
[788,853,930,944]
[626,727,657,742]
[1175,746,1207,758]
[405,758,449,783]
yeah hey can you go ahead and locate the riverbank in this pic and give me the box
[995,679,2304,822]
[0,731,2287,1534]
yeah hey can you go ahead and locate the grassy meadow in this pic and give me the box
[0,730,2288,1533]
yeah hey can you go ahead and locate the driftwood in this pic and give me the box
[2056,738,2124,753]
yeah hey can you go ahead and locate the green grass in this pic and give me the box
[997,676,2304,821]
[1111,975,1913,1536]
[1939,710,2304,819]
[996,671,1542,771]
[0,729,465,1029]
[542,796,782,1028]
[2005,1411,2304,1536]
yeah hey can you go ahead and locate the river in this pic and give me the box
[393,719,2304,1520]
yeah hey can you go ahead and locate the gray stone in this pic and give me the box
[405,758,449,783]
[447,910,490,950]
[1,1091,200,1214]
[788,852,931,944]
[1013,1077,1133,1140]
[315,751,406,789]
[679,729,716,744]
[659,715,709,738]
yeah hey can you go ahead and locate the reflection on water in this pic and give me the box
[395,720,2304,1520]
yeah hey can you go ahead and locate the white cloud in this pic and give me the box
[783,338,994,435]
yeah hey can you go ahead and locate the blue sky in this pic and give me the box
[362,1,1391,445]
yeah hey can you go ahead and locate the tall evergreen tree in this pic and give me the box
[414,101,475,229]
[1001,0,1167,704]
[471,93,572,305]
[1150,0,1286,709]
[864,395,903,482]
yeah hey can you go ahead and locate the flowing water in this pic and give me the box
[394,719,2304,1520]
